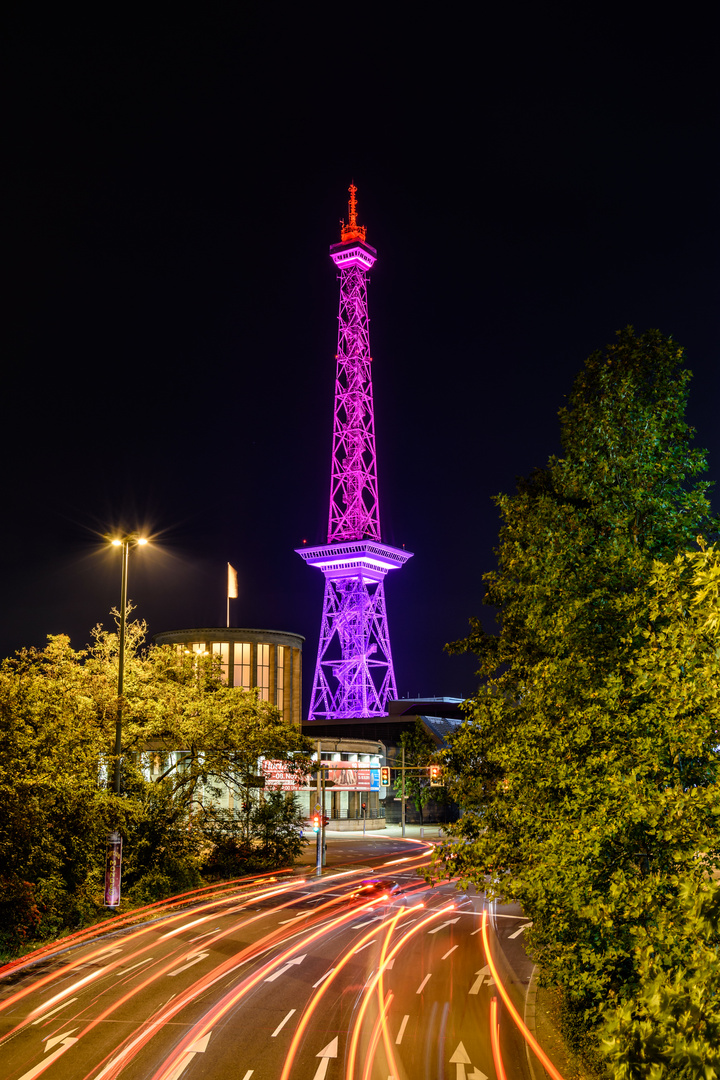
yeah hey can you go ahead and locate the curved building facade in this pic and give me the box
[152,628,304,728]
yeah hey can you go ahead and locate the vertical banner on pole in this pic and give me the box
[104,831,123,907]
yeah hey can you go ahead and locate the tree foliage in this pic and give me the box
[434,329,720,1057]
[602,874,720,1079]
[0,618,311,951]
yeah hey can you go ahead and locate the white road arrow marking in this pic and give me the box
[449,1041,488,1080]
[18,1034,78,1080]
[508,922,532,939]
[167,951,210,977]
[428,918,460,934]
[45,1029,78,1051]
[264,954,306,982]
[468,965,495,994]
[312,1036,338,1080]
[163,1030,213,1080]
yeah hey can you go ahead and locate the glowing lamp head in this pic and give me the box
[111,539,122,547]
[137,537,148,546]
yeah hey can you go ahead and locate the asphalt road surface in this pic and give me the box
[0,835,544,1080]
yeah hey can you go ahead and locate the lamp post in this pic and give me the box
[104,533,147,908]
[110,534,147,795]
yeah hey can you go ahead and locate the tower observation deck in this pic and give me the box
[297,186,412,721]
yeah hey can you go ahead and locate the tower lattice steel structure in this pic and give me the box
[297,186,412,721]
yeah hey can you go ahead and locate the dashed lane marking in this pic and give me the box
[271,1010,296,1037]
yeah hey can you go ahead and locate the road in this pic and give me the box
[0,834,547,1080]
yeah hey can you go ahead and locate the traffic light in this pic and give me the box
[312,813,321,833]
[380,766,390,786]
[429,764,441,786]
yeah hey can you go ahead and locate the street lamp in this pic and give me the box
[104,532,147,909]
[110,534,148,795]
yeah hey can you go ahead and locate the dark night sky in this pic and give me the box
[2,8,718,715]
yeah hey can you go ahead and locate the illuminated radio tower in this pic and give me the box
[297,186,412,721]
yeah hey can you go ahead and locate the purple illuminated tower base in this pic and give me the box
[298,187,412,721]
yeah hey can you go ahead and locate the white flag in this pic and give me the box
[228,563,238,599]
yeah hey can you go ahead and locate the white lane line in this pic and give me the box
[353,939,377,953]
[442,945,459,959]
[160,917,209,939]
[28,969,106,1018]
[470,927,482,936]
[167,952,210,977]
[278,915,306,924]
[241,1072,254,1080]
[416,974,431,994]
[116,958,154,975]
[30,998,77,1025]
[271,1009,296,1037]
[351,917,384,929]
[313,969,335,988]
[395,1015,410,1044]
[188,929,221,943]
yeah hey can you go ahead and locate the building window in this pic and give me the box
[257,643,270,701]
[211,642,229,683]
[276,645,284,716]
[233,642,251,690]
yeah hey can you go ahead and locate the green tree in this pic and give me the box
[434,329,719,1054]
[393,719,447,825]
[0,619,312,949]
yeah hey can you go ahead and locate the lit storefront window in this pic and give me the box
[234,642,251,689]
[276,645,284,716]
[211,641,229,683]
[257,643,270,701]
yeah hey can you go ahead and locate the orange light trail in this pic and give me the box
[481,909,566,1080]
[376,913,402,1080]
[0,871,291,979]
[148,895,396,1080]
[278,905,415,1080]
[361,990,393,1080]
[23,880,358,1080]
[0,879,301,1042]
[490,997,508,1080]
[345,902,457,1080]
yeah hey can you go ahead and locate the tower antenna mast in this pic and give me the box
[297,187,412,720]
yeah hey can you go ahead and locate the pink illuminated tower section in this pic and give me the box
[297,186,412,721]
